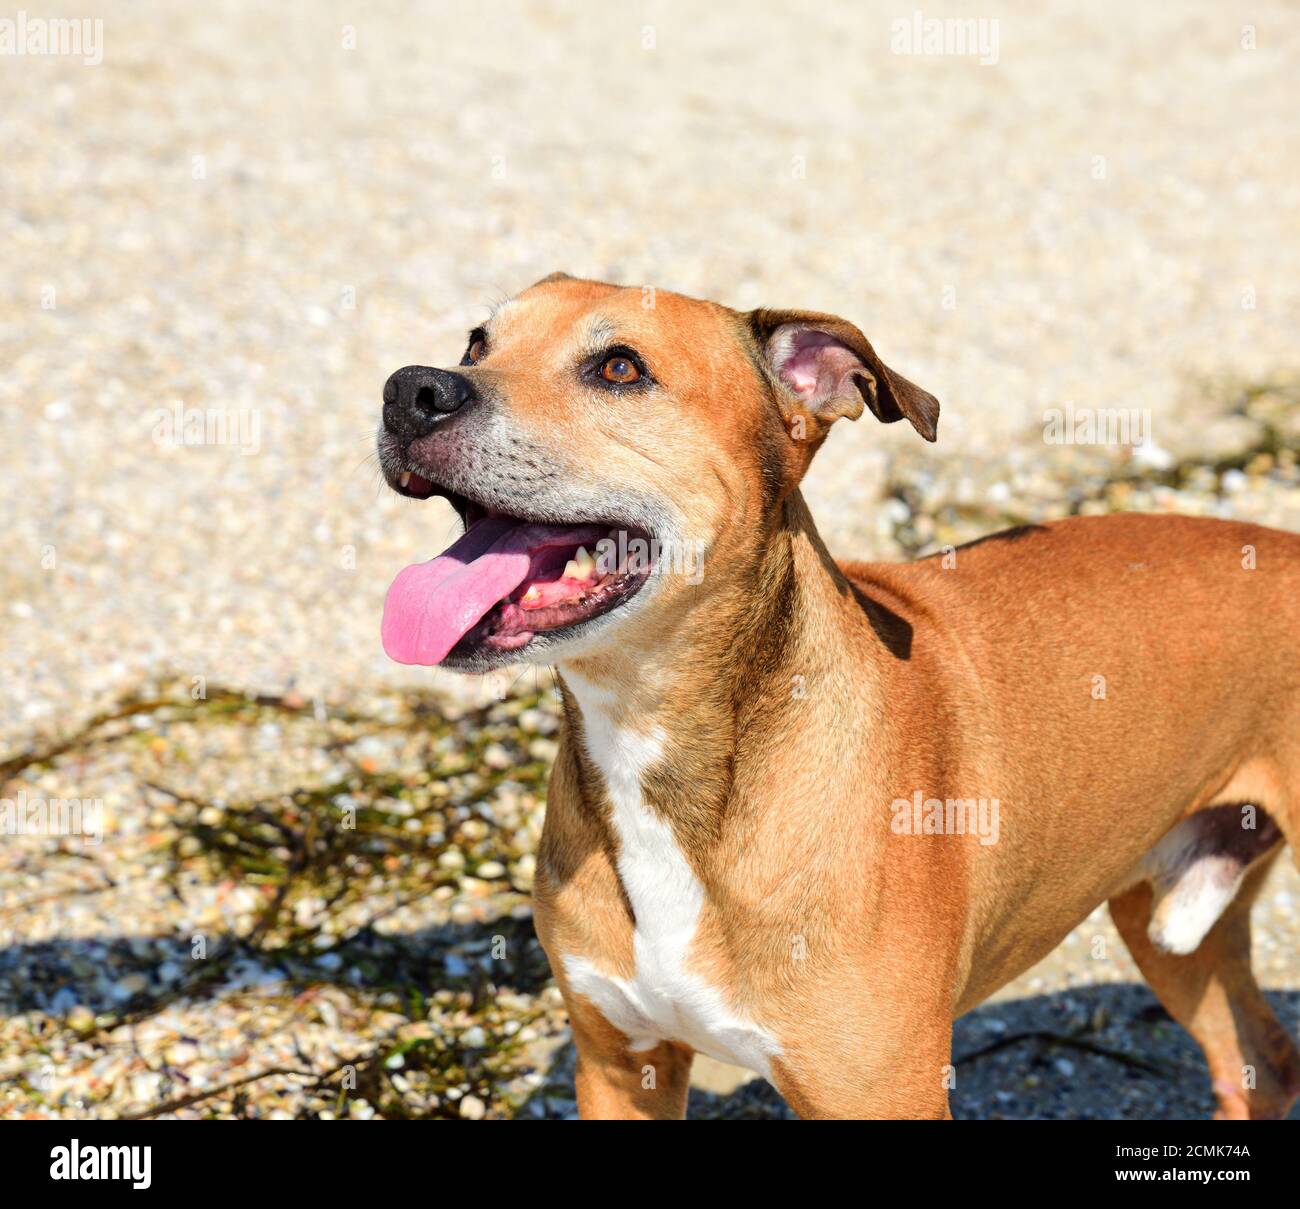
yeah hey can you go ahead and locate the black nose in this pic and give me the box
[382,365,477,441]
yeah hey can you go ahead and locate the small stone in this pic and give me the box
[483,743,513,770]
[67,1005,95,1032]
[528,738,558,762]
[512,853,537,889]
[459,1094,487,1120]
[111,974,148,1001]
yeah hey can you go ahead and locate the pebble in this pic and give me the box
[483,744,513,771]
[111,974,148,1002]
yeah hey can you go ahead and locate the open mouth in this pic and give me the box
[381,471,653,666]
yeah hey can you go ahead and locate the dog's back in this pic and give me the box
[841,513,1300,743]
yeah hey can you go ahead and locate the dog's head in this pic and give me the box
[377,273,938,672]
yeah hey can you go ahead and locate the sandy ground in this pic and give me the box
[4,0,1299,736]
[2,1,1299,1118]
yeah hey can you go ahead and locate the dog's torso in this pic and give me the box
[534,512,1300,1085]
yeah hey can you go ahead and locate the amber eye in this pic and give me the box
[600,354,640,384]
[464,336,487,364]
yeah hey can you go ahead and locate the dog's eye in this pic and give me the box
[462,332,487,365]
[600,355,640,384]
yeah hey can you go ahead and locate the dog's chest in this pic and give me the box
[560,677,780,1076]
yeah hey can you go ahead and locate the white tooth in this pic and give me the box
[521,585,541,605]
[399,471,411,487]
[562,558,582,581]
[573,547,596,577]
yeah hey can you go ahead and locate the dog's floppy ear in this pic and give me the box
[746,308,939,442]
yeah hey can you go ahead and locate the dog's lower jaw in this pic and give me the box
[438,614,627,674]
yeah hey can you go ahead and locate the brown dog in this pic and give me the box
[377,274,1300,1119]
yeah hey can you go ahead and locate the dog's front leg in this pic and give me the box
[565,994,694,1120]
[770,1011,955,1120]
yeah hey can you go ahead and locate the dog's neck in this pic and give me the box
[556,491,885,842]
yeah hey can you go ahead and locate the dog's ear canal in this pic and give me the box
[746,309,940,443]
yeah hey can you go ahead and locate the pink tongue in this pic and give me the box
[381,517,606,666]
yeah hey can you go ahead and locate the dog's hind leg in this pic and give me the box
[1109,841,1300,1119]
[1138,804,1282,955]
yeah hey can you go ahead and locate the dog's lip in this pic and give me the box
[390,468,438,501]
[385,466,488,528]
[384,464,652,538]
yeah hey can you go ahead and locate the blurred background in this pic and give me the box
[2,1,1298,1118]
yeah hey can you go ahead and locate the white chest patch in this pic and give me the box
[560,673,781,1077]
